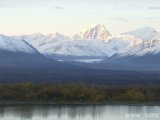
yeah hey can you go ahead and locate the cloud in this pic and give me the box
[89,11,105,14]
[147,17,160,21]
[54,6,65,10]
[108,17,129,22]
[147,6,160,10]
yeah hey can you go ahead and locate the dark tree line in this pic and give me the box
[0,83,159,102]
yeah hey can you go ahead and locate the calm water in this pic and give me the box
[0,105,160,120]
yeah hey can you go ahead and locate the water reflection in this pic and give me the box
[0,105,159,120]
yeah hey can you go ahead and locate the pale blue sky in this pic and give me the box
[0,0,160,36]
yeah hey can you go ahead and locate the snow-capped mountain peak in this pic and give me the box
[73,24,111,41]
[122,26,160,41]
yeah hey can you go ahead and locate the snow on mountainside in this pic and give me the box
[0,34,75,69]
[42,25,143,57]
[73,24,111,41]
[21,34,142,57]
[119,38,160,56]
[7,24,160,60]
[0,34,38,54]
[17,34,113,57]
[13,25,145,57]
[14,26,113,57]
[105,35,142,54]
[46,39,114,57]
[16,33,72,53]
[122,26,160,41]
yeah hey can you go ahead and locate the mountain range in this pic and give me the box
[7,25,155,58]
[11,24,160,61]
[0,24,159,64]
[0,24,160,84]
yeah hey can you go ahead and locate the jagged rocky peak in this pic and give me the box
[73,24,111,41]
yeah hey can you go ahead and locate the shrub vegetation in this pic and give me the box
[0,83,159,102]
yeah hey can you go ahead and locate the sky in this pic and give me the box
[0,0,160,36]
